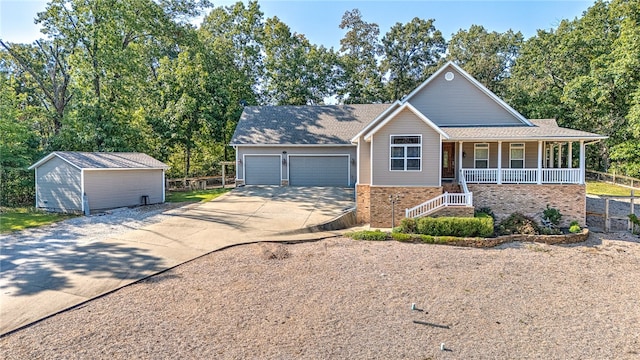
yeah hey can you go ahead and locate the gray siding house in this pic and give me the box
[231,62,606,227]
[29,152,169,214]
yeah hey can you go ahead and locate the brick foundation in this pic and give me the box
[468,184,586,227]
[358,186,442,228]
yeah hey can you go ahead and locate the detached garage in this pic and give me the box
[29,151,169,214]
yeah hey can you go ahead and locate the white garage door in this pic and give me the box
[289,156,349,186]
[245,155,281,185]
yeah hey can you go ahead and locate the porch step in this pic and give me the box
[442,183,462,193]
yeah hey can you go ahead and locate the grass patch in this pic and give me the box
[346,229,389,241]
[586,181,633,197]
[166,188,231,203]
[0,208,77,233]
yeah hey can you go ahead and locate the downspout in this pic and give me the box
[34,167,38,208]
[162,169,166,203]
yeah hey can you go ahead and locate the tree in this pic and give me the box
[447,25,523,97]
[337,9,384,104]
[263,16,339,105]
[380,17,446,100]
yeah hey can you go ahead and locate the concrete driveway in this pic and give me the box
[0,186,355,335]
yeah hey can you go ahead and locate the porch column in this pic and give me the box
[458,141,463,180]
[497,141,502,184]
[568,142,573,169]
[579,140,586,184]
[537,140,543,184]
[558,143,563,168]
[550,143,555,168]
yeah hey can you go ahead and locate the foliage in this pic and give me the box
[447,25,523,97]
[628,214,640,234]
[404,216,494,238]
[474,207,496,221]
[542,205,562,228]
[569,220,582,234]
[396,218,417,234]
[586,181,633,197]
[497,213,540,235]
[0,207,76,233]
[346,229,389,241]
[380,17,446,100]
[165,188,231,203]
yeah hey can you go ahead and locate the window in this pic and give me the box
[510,143,525,168]
[474,143,489,168]
[390,135,421,171]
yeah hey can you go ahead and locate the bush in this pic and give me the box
[542,205,562,228]
[497,213,540,235]
[474,207,495,221]
[397,218,417,233]
[569,224,581,233]
[347,230,389,241]
[411,216,493,237]
[390,232,412,242]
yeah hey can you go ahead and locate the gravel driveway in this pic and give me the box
[2,232,640,359]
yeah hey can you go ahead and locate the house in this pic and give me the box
[29,152,169,214]
[230,62,606,227]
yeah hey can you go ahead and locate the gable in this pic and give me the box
[406,63,526,127]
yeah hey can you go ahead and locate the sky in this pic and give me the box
[0,0,594,48]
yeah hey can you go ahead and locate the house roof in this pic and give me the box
[441,119,607,141]
[29,151,169,170]
[230,104,392,146]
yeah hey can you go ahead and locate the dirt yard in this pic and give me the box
[1,233,639,359]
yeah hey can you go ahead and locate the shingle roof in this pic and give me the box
[230,104,392,145]
[441,119,606,141]
[30,151,169,170]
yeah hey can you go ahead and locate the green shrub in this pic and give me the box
[397,218,417,233]
[390,232,412,242]
[347,230,389,241]
[474,207,495,221]
[497,213,540,235]
[569,224,581,233]
[411,216,493,237]
[542,205,562,227]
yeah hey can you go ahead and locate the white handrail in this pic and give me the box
[405,191,472,219]
[462,168,582,184]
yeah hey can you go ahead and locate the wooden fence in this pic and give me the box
[586,191,637,233]
[586,170,640,189]
[166,176,235,190]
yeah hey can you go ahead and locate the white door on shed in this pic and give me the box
[289,156,349,186]
[244,155,281,185]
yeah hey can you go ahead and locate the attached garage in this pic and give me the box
[244,155,281,185]
[289,155,350,186]
[29,151,169,214]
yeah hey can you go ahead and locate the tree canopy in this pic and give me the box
[1,0,639,206]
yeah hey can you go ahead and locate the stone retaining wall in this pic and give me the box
[395,229,590,248]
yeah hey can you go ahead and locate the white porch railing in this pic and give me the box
[405,192,472,219]
[462,168,582,184]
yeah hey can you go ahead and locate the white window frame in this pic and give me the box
[474,143,489,169]
[389,134,422,171]
[510,143,525,169]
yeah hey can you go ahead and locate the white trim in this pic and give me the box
[579,140,586,184]
[438,136,442,186]
[29,152,82,170]
[389,134,422,172]
[242,154,283,185]
[287,154,351,186]
[497,141,502,184]
[235,149,241,181]
[568,142,573,169]
[509,143,525,169]
[80,169,85,213]
[458,141,463,181]
[403,61,533,126]
[34,167,38,208]
[363,102,449,141]
[474,143,490,169]
[350,101,402,143]
[370,136,374,185]
[81,168,167,171]
[162,169,166,203]
[356,139,361,184]
[537,141,543,184]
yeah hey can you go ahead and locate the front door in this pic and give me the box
[442,143,455,178]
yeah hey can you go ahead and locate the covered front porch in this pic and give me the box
[445,139,592,185]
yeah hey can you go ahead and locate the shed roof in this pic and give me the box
[230,104,392,145]
[29,152,169,170]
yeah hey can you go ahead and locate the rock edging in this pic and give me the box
[396,229,590,248]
